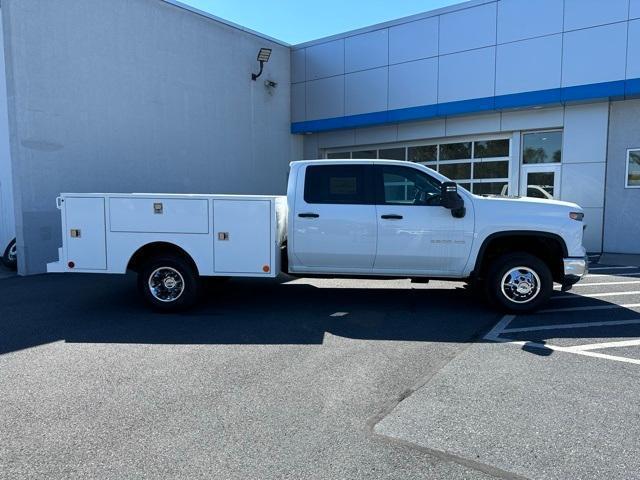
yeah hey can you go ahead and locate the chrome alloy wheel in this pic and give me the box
[500,266,541,304]
[8,242,16,262]
[148,267,185,303]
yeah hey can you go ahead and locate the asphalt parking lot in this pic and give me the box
[1,262,640,479]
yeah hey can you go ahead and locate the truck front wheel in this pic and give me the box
[486,253,552,313]
[138,255,200,312]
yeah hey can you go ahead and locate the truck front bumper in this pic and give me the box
[561,256,589,291]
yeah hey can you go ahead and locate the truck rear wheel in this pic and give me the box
[1,238,17,270]
[486,253,552,313]
[138,255,200,312]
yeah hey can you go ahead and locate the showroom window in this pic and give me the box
[627,149,640,188]
[522,131,562,164]
[325,137,511,195]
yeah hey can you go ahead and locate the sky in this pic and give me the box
[179,0,462,44]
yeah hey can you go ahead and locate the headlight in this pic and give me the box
[569,212,584,221]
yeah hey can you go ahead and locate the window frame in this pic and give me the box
[374,164,443,207]
[626,148,640,189]
[303,164,375,205]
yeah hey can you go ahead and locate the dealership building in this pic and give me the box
[0,0,640,274]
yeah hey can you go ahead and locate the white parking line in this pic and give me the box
[588,272,640,278]
[553,290,640,299]
[540,303,640,313]
[485,307,640,366]
[570,280,640,288]
[568,339,640,351]
[589,266,639,271]
[502,318,640,334]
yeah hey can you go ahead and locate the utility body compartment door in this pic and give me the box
[64,197,107,270]
[213,200,272,274]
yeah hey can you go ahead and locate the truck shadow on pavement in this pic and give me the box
[0,273,638,356]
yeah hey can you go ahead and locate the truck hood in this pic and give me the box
[476,195,581,210]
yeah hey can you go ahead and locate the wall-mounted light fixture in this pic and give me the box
[251,48,272,81]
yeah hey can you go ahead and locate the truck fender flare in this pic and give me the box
[472,230,568,276]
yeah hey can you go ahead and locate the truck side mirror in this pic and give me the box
[441,182,466,218]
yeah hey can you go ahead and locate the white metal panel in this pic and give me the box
[305,40,344,80]
[213,200,272,274]
[497,0,563,44]
[495,35,562,96]
[354,125,398,146]
[561,162,606,209]
[306,76,345,121]
[632,0,640,20]
[628,20,640,80]
[397,119,446,142]
[438,47,496,103]
[581,207,604,252]
[439,3,497,55]
[109,197,209,234]
[389,17,438,64]
[291,83,306,123]
[291,48,306,83]
[445,113,501,137]
[345,29,388,73]
[564,0,629,31]
[388,58,438,110]
[501,107,564,132]
[345,67,388,116]
[563,103,609,164]
[562,24,627,87]
[65,197,106,270]
[317,130,356,149]
[0,9,15,259]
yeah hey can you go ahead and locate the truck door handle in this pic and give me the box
[381,214,403,220]
[298,213,319,218]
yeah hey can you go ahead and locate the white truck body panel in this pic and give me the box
[48,193,287,278]
[48,160,587,292]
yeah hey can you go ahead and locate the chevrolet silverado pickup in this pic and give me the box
[47,159,588,312]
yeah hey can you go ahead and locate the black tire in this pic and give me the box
[1,238,17,270]
[138,255,200,312]
[485,253,553,313]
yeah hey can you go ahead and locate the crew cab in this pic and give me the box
[47,159,588,312]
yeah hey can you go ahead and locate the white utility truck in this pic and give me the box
[47,160,588,312]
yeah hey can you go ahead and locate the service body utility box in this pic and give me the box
[49,193,287,278]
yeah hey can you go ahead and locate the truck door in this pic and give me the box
[292,163,377,270]
[373,164,474,275]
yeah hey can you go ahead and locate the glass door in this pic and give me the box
[520,164,561,199]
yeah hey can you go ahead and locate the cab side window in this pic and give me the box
[376,165,442,206]
[304,165,374,204]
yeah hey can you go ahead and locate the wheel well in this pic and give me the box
[127,242,199,275]
[474,233,566,283]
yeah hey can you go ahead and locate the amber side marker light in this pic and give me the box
[262,265,270,273]
[569,212,584,221]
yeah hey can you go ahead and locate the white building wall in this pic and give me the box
[291,0,638,126]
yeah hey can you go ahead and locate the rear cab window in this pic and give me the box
[304,165,374,204]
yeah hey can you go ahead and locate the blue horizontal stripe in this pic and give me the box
[291,78,640,134]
